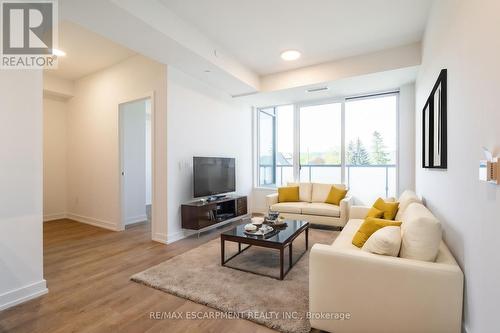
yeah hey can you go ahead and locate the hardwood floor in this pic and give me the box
[0,219,276,333]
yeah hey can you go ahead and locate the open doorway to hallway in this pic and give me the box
[119,97,153,227]
[42,20,167,239]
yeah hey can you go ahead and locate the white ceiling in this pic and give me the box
[44,21,136,80]
[160,0,433,75]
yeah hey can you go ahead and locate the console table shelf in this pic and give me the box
[181,196,247,230]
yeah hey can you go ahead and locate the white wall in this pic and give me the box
[252,188,276,214]
[167,67,253,242]
[0,70,47,310]
[398,83,416,193]
[66,55,167,234]
[43,74,74,98]
[120,98,148,225]
[415,1,500,332]
[43,97,68,221]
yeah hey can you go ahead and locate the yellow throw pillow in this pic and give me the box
[373,197,400,220]
[366,207,384,218]
[325,185,348,205]
[352,218,402,248]
[278,186,299,203]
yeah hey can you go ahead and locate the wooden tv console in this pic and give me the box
[181,195,248,230]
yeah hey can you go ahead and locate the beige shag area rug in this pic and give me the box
[131,228,337,333]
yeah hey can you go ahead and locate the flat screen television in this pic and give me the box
[193,157,235,198]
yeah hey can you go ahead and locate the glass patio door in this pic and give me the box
[345,94,397,204]
[299,102,342,184]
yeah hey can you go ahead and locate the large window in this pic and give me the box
[345,95,397,203]
[299,103,342,184]
[257,93,398,204]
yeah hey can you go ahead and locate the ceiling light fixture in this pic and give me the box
[281,50,301,61]
[52,48,66,57]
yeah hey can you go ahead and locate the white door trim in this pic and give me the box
[118,92,155,232]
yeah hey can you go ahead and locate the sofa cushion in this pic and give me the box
[312,183,345,202]
[352,218,402,248]
[278,186,299,203]
[287,182,312,202]
[400,203,442,262]
[270,202,304,214]
[301,203,340,217]
[331,219,363,249]
[395,190,422,220]
[362,226,402,257]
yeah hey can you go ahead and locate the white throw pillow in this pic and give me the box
[400,203,442,262]
[395,190,422,220]
[362,226,402,257]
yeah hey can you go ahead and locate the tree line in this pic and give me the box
[346,131,391,165]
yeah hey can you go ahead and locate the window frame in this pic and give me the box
[257,107,277,187]
[255,91,400,197]
[295,98,345,184]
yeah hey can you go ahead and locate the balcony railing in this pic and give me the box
[259,164,396,200]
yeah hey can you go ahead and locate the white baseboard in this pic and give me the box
[66,213,120,231]
[166,230,187,244]
[152,232,168,244]
[0,280,48,311]
[43,212,67,222]
[125,214,148,225]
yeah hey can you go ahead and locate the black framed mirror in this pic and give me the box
[422,69,447,169]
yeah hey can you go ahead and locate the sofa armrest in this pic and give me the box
[339,196,353,225]
[349,205,370,219]
[266,192,278,209]
[309,244,463,333]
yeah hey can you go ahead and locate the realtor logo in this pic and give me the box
[1,0,58,69]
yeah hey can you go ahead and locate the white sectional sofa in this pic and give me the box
[266,182,353,227]
[309,191,464,333]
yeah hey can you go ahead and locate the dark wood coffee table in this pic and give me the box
[220,220,309,280]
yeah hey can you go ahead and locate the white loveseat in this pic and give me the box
[266,182,353,227]
[309,191,464,333]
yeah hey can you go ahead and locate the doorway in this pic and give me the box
[119,97,153,227]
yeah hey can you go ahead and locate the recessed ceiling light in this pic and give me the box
[52,48,66,57]
[281,50,301,61]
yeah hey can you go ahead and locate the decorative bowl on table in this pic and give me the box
[244,223,257,232]
[251,217,264,226]
[244,224,274,236]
